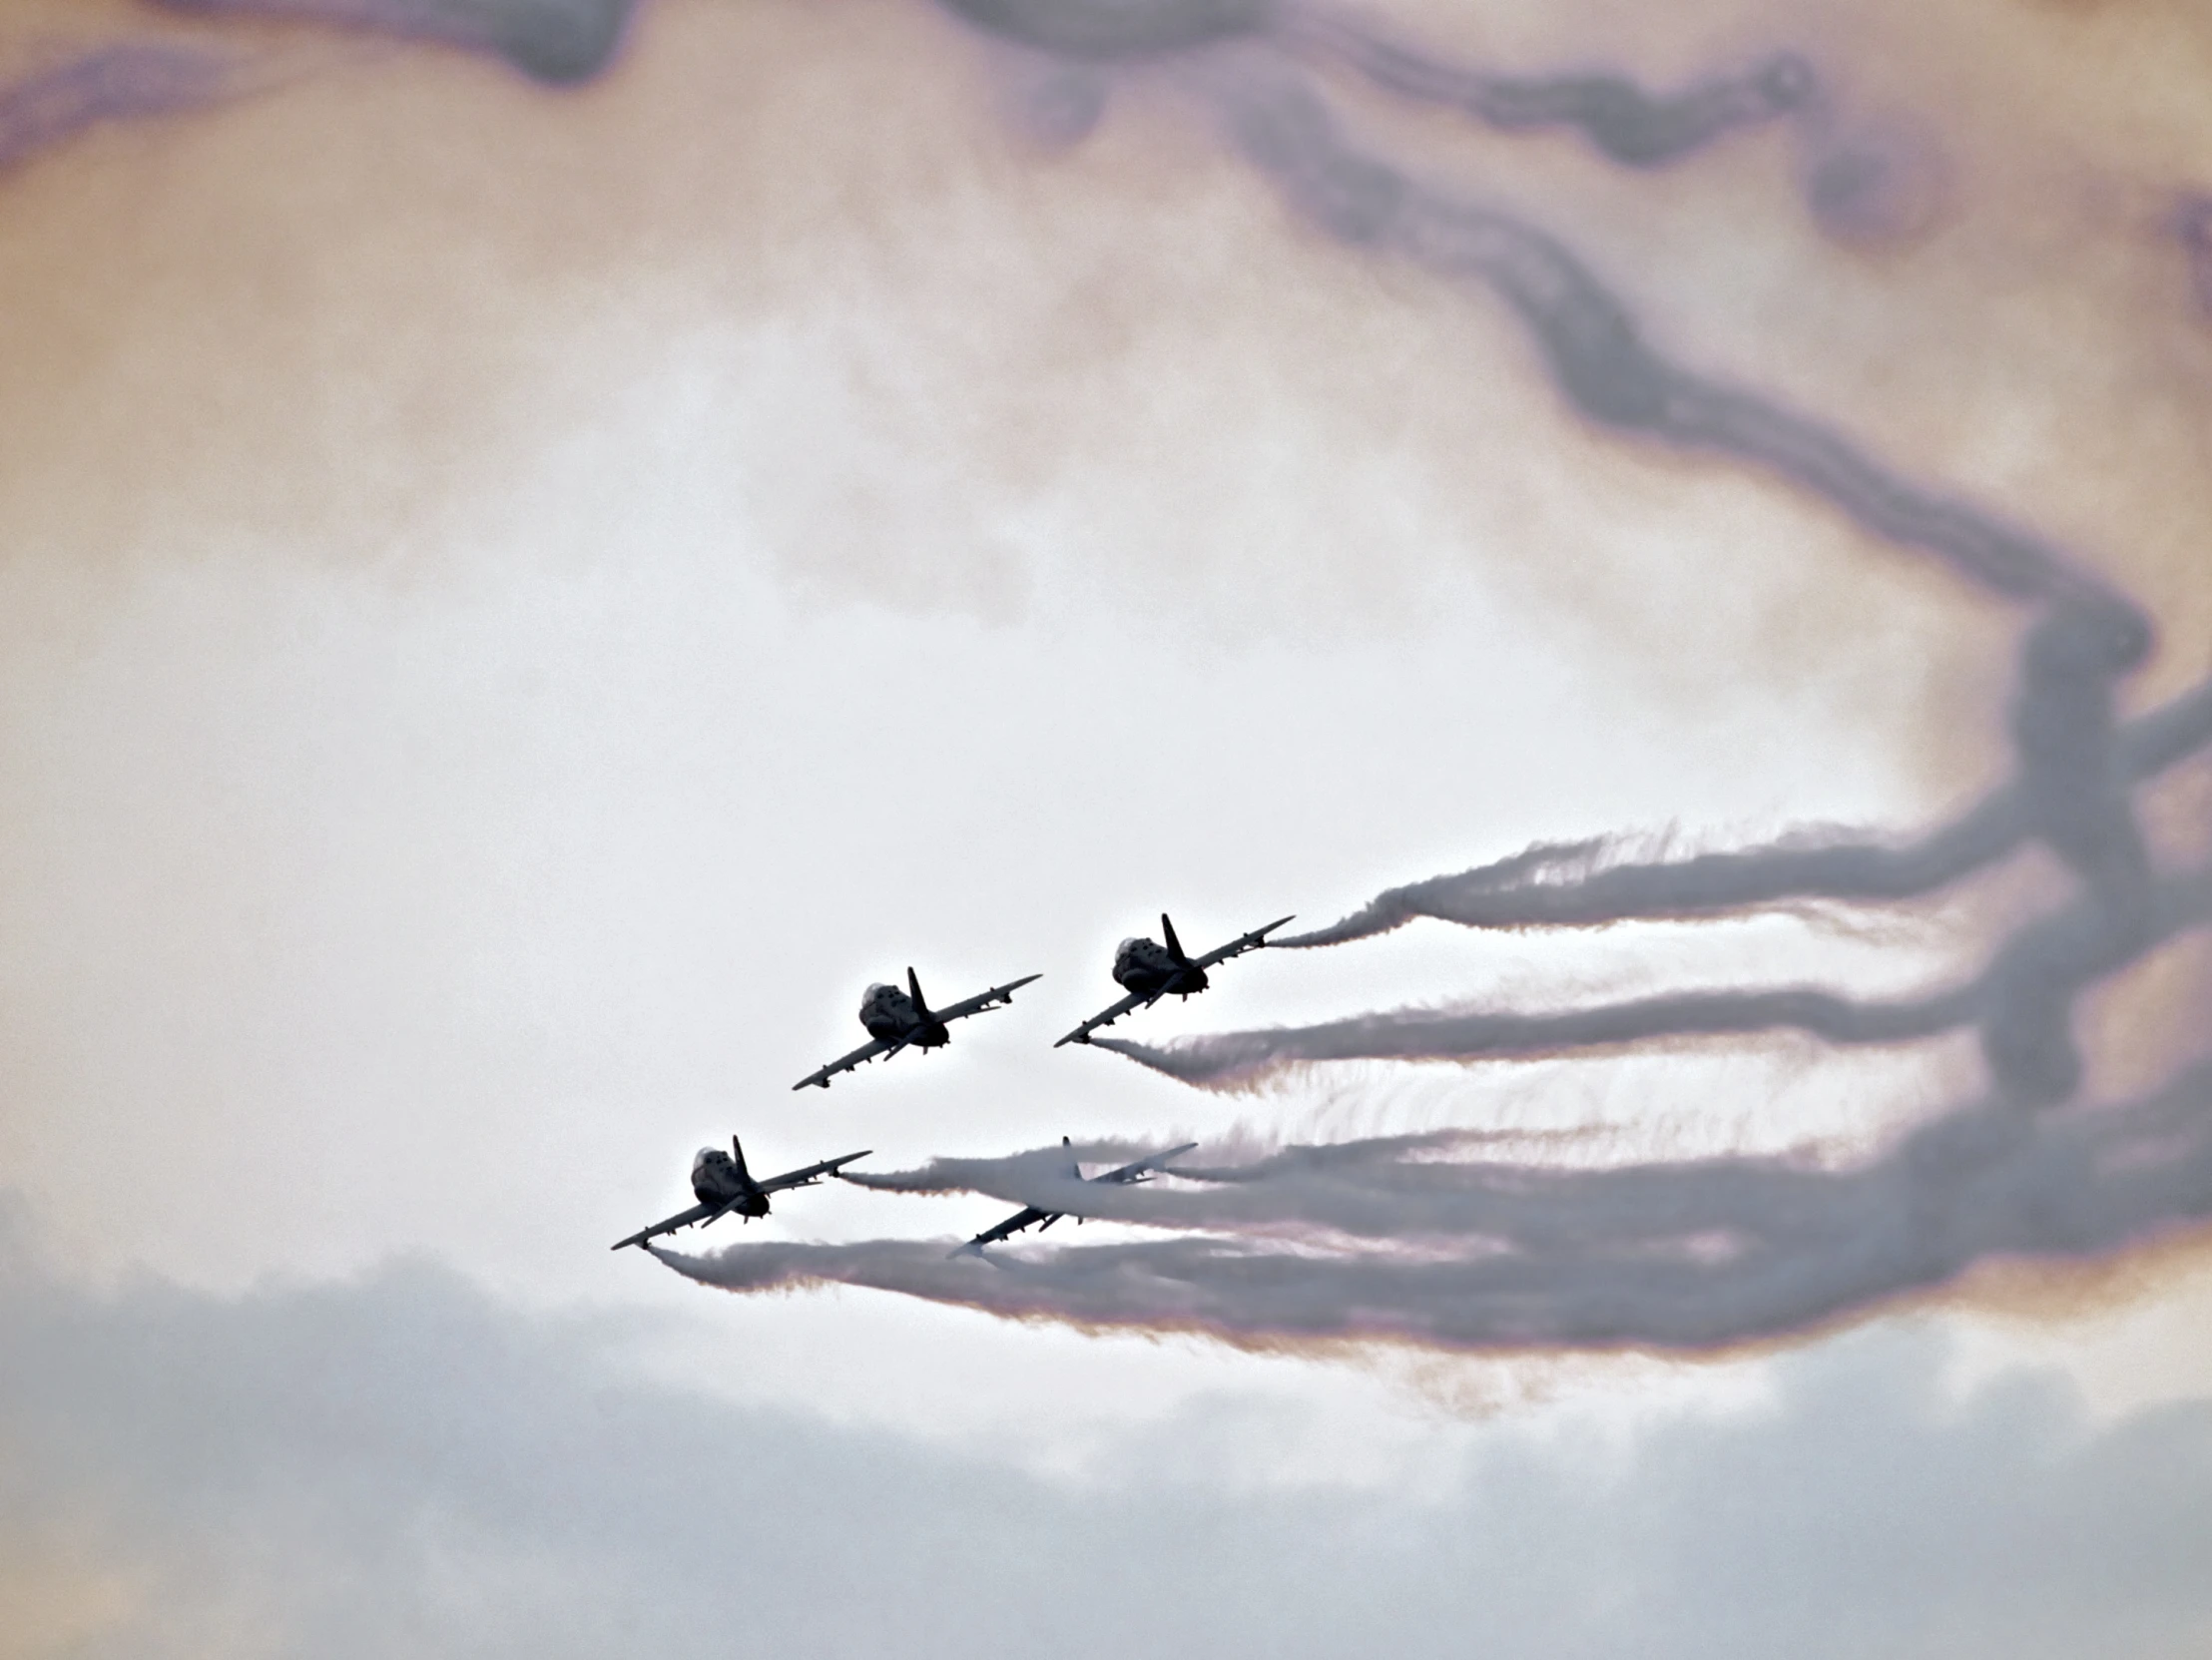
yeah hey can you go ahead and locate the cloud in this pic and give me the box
[4,1211,2208,1658]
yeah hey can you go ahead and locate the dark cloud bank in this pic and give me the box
[4,1222,2210,1658]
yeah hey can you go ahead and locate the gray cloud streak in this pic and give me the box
[1277,680,2212,944]
[2178,194,2212,319]
[146,0,635,83]
[0,41,236,172]
[1290,19,1816,169]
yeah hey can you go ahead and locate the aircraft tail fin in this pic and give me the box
[1063,1134,1081,1182]
[730,1135,753,1186]
[906,966,931,1018]
[1162,913,1185,962]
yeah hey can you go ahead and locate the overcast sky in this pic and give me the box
[3,0,2212,1652]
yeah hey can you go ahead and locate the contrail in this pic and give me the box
[942,0,1826,182]
[0,41,238,173]
[145,0,636,84]
[1215,76,2131,615]
[1099,863,2212,1103]
[2177,194,2212,320]
[667,1054,2212,1349]
[1286,17,1818,170]
[1274,679,2212,945]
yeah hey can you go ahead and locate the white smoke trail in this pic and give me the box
[667,1051,2212,1348]
[1271,680,2212,944]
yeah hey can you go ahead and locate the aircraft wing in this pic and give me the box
[1053,987,1153,1047]
[927,972,1044,1026]
[953,1141,1197,1253]
[1190,914,1296,971]
[1097,1141,1200,1185]
[611,1195,738,1253]
[756,1149,872,1195]
[792,1034,904,1091]
[951,1205,1055,1257]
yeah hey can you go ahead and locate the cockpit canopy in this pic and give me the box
[859,980,918,1039]
[1114,936,1173,970]
[692,1147,729,1179]
[1112,934,1181,991]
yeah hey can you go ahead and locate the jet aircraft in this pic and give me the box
[952,1136,1199,1256]
[793,966,1042,1090]
[611,1137,869,1251]
[1054,913,1294,1046]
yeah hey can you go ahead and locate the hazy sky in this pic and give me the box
[3,0,2211,1652]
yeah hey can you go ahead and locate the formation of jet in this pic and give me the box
[618,908,1281,1264]
[792,967,1042,1091]
[611,1138,870,1252]
[952,1136,1199,1257]
[1055,914,1295,1047]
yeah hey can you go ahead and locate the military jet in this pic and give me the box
[793,967,1042,1090]
[952,1136,1199,1256]
[611,1137,869,1251]
[1054,913,1294,1047]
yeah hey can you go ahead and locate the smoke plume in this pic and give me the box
[147,0,635,82]
[668,1051,2212,1349]
[0,40,237,171]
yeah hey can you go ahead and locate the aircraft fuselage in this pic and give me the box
[1112,936,1209,1000]
[690,1148,771,1218]
[858,982,951,1048]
